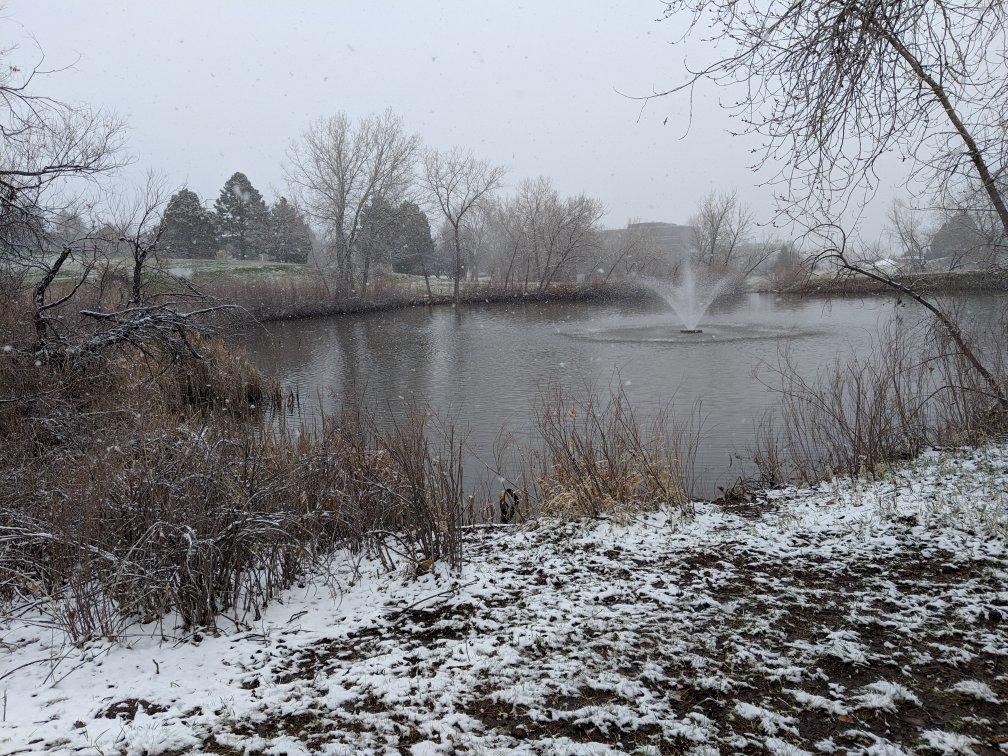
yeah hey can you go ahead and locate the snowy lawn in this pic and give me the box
[2,445,1007,754]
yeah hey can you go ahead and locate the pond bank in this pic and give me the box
[3,444,1006,754]
[781,268,1008,297]
[210,278,656,324]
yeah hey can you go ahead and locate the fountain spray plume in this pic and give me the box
[645,261,729,333]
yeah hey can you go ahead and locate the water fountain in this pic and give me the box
[562,262,812,346]
[645,263,728,333]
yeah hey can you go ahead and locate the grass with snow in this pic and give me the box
[1,445,1007,754]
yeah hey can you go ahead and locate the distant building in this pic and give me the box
[598,221,694,268]
[626,222,694,261]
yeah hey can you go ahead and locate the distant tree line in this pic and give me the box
[284,109,665,301]
[159,171,314,263]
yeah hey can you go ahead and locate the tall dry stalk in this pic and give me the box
[750,311,1007,485]
[529,383,702,519]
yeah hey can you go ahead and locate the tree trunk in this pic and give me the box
[874,22,1008,239]
[420,255,433,301]
[452,225,462,304]
[503,248,516,290]
[837,257,1007,411]
[131,246,147,305]
[361,248,371,292]
[343,246,356,296]
[32,247,73,346]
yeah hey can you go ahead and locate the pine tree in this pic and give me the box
[357,195,398,280]
[213,172,269,260]
[393,202,435,275]
[267,197,313,263]
[930,211,984,265]
[161,189,216,259]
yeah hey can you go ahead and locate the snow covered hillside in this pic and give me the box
[2,446,1007,754]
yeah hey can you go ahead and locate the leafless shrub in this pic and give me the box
[751,312,1007,485]
[366,406,467,571]
[922,298,1008,441]
[0,285,471,641]
[766,261,812,293]
[201,274,427,322]
[529,383,702,519]
[0,403,469,640]
[746,413,791,489]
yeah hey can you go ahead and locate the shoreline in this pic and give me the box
[3,443,1005,754]
[776,268,1008,297]
[217,271,1006,328]
[212,279,659,324]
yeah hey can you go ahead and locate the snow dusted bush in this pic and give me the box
[0,288,467,640]
[0,393,468,639]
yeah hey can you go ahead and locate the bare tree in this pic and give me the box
[286,110,419,293]
[647,1,1008,240]
[0,42,233,365]
[537,195,603,292]
[0,45,128,351]
[647,0,1008,414]
[688,190,772,287]
[888,200,931,273]
[103,171,169,306]
[462,205,494,283]
[421,148,505,303]
[482,198,524,288]
[483,178,604,293]
[1,51,126,265]
[689,191,750,269]
[588,223,663,283]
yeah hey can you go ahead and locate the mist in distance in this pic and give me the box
[2,0,904,235]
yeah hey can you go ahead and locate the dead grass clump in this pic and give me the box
[200,273,648,324]
[202,275,428,322]
[164,334,279,415]
[530,383,701,519]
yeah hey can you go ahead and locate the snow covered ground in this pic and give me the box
[2,445,1007,754]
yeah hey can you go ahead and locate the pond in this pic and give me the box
[238,292,999,497]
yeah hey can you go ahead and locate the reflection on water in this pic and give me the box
[237,292,999,496]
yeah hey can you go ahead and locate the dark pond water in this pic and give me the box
[238,292,1001,496]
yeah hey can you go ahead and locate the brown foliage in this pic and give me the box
[749,311,1008,485]
[0,289,466,641]
[530,383,701,519]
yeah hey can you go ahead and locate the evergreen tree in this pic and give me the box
[213,172,269,260]
[160,189,216,259]
[393,202,435,275]
[266,197,313,263]
[355,199,437,276]
[929,211,984,265]
[771,243,800,271]
[357,195,399,277]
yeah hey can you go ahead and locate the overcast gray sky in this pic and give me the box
[4,1,901,235]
